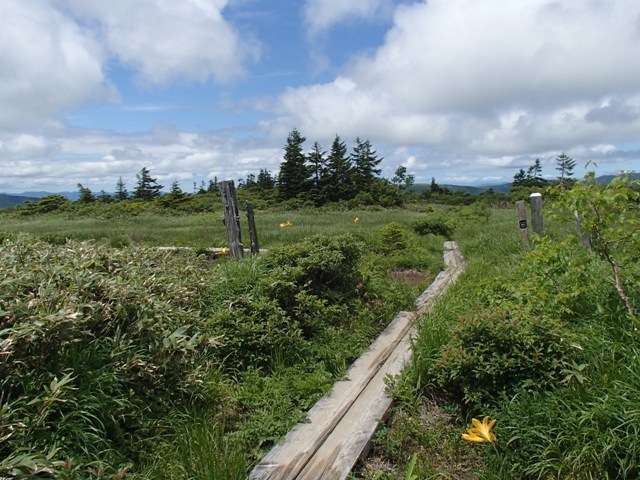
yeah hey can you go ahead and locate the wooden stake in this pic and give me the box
[516,200,530,247]
[530,192,544,236]
[219,180,244,259]
[246,201,260,255]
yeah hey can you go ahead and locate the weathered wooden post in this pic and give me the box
[516,200,530,247]
[574,211,591,248]
[246,201,260,255]
[219,180,244,259]
[530,192,544,236]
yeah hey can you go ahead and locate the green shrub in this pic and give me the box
[263,234,364,300]
[411,217,454,238]
[0,237,217,475]
[430,306,570,406]
[209,296,304,368]
[380,222,409,253]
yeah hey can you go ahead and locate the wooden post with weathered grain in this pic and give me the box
[219,180,244,259]
[516,200,530,247]
[530,192,544,236]
[246,201,260,255]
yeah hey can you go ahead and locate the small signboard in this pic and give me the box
[519,219,527,229]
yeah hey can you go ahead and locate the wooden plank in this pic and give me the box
[250,311,415,480]
[250,242,466,480]
[296,330,414,479]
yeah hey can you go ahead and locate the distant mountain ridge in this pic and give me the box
[0,193,40,208]
[1,173,636,208]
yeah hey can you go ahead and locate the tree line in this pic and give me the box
[74,130,409,208]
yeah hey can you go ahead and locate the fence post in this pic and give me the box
[530,192,544,236]
[516,200,530,247]
[246,201,260,255]
[219,180,244,259]
[574,211,591,248]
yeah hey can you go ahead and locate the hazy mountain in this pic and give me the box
[0,194,40,208]
[18,191,79,201]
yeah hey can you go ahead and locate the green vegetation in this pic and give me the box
[357,173,640,479]
[0,204,448,478]
[3,159,639,479]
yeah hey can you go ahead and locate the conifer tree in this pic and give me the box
[555,152,576,185]
[133,167,163,200]
[114,177,128,201]
[169,179,184,197]
[278,129,309,200]
[256,169,275,191]
[351,137,382,191]
[324,135,353,201]
[77,183,96,203]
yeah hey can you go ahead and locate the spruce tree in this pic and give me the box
[512,168,527,187]
[278,129,309,200]
[257,169,275,191]
[526,158,546,187]
[555,152,576,185]
[114,177,128,201]
[133,167,163,200]
[324,135,353,202]
[76,183,95,203]
[307,142,328,204]
[351,137,382,192]
[169,179,184,197]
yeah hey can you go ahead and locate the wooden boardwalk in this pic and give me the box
[250,241,466,480]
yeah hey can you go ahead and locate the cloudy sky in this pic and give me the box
[2,0,640,194]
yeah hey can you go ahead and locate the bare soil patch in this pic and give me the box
[388,269,429,288]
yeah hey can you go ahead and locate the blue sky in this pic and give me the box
[2,0,640,194]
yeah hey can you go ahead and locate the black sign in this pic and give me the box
[519,220,527,229]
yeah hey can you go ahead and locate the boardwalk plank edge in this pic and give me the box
[249,241,466,480]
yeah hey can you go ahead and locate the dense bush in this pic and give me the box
[411,217,454,238]
[380,222,409,253]
[430,306,570,406]
[0,237,217,476]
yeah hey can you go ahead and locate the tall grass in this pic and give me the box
[363,199,640,479]
[0,208,436,248]
[1,205,451,479]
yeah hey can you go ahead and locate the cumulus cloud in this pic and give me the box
[271,0,640,162]
[59,0,258,84]
[0,126,282,193]
[0,0,107,130]
[303,0,393,36]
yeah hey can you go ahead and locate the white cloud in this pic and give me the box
[0,126,282,193]
[271,0,640,165]
[303,0,392,36]
[59,0,258,84]
[0,0,106,130]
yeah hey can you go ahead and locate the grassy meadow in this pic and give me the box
[2,177,639,479]
[0,202,452,479]
[355,177,640,479]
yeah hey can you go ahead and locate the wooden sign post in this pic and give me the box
[219,180,244,259]
[530,192,544,236]
[516,200,530,247]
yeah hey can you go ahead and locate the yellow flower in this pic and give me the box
[286,219,293,227]
[279,222,286,229]
[462,416,496,443]
[354,217,360,224]
[461,430,486,443]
